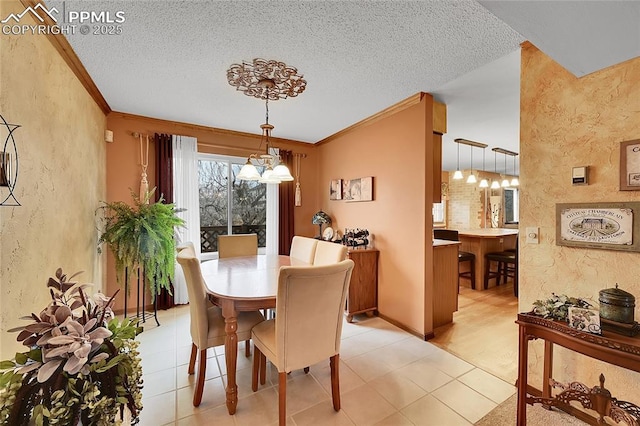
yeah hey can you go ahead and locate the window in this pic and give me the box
[198,154,269,255]
[504,188,519,224]
[433,197,447,227]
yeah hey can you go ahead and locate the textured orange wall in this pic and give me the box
[520,43,640,400]
[105,112,319,311]
[316,94,435,336]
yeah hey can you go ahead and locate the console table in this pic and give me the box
[516,312,640,426]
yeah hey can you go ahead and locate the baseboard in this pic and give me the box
[377,313,434,340]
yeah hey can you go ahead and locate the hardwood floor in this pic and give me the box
[430,282,519,385]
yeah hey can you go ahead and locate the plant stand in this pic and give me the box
[124,267,160,327]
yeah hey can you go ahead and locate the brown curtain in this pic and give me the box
[278,150,295,255]
[155,133,175,310]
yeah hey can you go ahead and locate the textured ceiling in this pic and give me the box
[44,1,639,174]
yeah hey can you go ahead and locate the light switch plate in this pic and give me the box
[526,227,539,244]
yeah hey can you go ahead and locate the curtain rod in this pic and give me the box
[131,131,150,138]
[129,134,309,158]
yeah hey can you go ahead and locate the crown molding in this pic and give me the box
[317,93,426,145]
[108,111,312,148]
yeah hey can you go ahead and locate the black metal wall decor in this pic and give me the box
[0,114,21,206]
[343,228,369,248]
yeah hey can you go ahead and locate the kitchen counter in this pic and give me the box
[433,239,461,247]
[458,229,519,238]
[430,239,461,332]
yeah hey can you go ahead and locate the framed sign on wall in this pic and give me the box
[556,202,640,252]
[620,139,640,191]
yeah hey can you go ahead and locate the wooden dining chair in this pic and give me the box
[176,246,264,406]
[289,236,318,263]
[313,240,348,265]
[218,233,258,258]
[250,260,355,426]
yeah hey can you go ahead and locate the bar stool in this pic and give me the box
[433,229,476,290]
[484,244,518,297]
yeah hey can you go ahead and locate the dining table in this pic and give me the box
[199,254,309,415]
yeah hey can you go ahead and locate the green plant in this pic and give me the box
[97,189,185,299]
[532,293,594,321]
[0,268,143,425]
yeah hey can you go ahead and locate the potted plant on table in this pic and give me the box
[0,268,143,425]
[97,189,185,302]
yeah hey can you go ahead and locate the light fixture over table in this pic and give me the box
[454,138,488,185]
[491,147,519,188]
[227,59,307,184]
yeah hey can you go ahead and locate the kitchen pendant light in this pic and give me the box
[500,152,510,187]
[510,154,519,186]
[479,146,489,188]
[453,140,463,180]
[466,144,477,183]
[454,138,487,184]
[490,149,500,189]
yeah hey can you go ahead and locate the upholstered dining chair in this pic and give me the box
[433,229,476,290]
[218,232,268,326]
[289,235,318,263]
[250,260,355,426]
[176,241,196,254]
[313,240,348,265]
[176,246,264,406]
[218,233,258,258]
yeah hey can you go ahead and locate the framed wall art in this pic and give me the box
[620,139,640,191]
[344,176,373,202]
[556,202,640,252]
[329,179,342,200]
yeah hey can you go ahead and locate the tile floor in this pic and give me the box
[136,306,515,425]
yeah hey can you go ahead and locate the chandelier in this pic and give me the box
[227,59,306,183]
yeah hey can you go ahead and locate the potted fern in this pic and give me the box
[97,189,185,301]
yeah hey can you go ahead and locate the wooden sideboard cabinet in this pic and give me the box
[345,248,379,322]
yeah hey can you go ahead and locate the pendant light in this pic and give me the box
[453,140,463,180]
[490,149,500,189]
[501,152,510,187]
[228,58,304,184]
[479,147,489,188]
[510,154,519,186]
[466,144,477,184]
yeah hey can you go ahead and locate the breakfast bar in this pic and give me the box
[458,229,519,290]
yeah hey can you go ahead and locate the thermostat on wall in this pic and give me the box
[572,166,589,185]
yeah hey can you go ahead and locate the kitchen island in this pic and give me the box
[458,229,519,290]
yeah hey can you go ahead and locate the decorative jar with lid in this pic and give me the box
[599,284,635,324]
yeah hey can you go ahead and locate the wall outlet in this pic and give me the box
[526,227,539,244]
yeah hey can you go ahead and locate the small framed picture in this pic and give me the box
[568,306,601,334]
[620,139,640,190]
[329,179,342,200]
